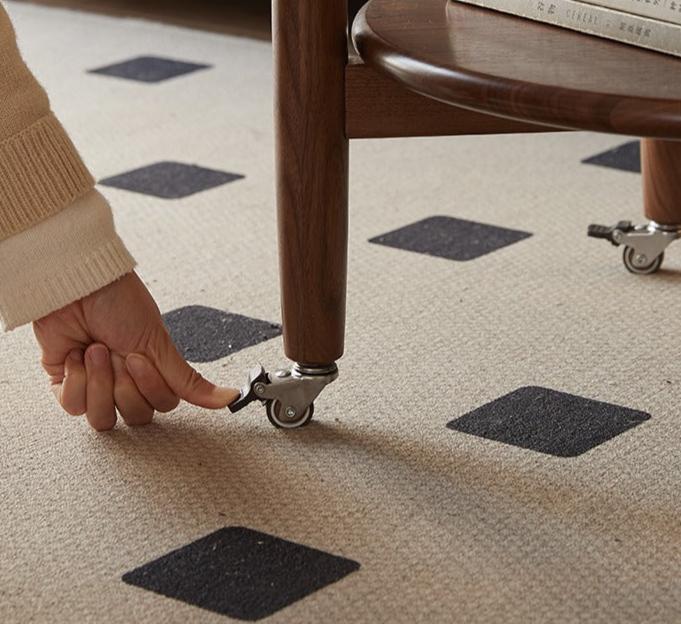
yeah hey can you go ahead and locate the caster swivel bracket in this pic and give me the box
[229,363,338,428]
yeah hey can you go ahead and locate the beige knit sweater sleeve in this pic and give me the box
[0,4,135,331]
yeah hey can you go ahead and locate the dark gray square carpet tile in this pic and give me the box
[88,56,211,83]
[122,527,360,621]
[162,306,281,363]
[99,162,244,199]
[447,386,650,457]
[369,216,532,261]
[582,141,641,173]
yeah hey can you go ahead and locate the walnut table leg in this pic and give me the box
[273,0,349,366]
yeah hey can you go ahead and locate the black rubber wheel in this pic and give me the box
[265,400,314,429]
[622,246,663,275]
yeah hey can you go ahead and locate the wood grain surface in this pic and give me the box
[642,139,681,223]
[345,59,566,138]
[273,0,349,365]
[352,0,681,138]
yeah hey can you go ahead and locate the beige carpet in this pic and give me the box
[1,2,680,622]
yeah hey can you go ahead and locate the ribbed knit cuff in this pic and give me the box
[0,112,94,241]
[0,189,136,331]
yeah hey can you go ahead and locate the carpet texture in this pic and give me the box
[1,2,680,622]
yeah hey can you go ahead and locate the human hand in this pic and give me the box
[33,271,239,430]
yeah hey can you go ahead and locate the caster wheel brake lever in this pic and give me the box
[228,364,269,413]
[587,220,634,246]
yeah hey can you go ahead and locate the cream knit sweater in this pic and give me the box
[0,4,135,331]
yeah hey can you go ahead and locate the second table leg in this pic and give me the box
[642,138,681,225]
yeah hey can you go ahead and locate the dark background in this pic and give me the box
[15,0,367,40]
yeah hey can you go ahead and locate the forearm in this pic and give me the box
[0,3,95,241]
[0,4,136,331]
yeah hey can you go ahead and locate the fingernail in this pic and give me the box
[215,387,240,403]
[88,345,108,366]
[68,349,83,363]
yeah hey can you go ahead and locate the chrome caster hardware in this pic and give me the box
[228,363,338,429]
[588,220,681,275]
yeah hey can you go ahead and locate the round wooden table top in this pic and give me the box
[352,0,681,138]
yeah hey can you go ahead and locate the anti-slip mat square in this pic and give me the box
[88,55,211,83]
[369,216,532,261]
[122,527,360,621]
[581,141,641,173]
[447,386,651,457]
[99,161,244,199]
[162,305,281,363]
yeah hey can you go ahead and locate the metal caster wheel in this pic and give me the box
[229,363,336,429]
[589,219,680,274]
[266,400,314,429]
[623,246,664,275]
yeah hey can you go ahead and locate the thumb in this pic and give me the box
[149,326,239,409]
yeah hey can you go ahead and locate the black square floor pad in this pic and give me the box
[582,141,641,173]
[89,55,210,83]
[100,161,243,199]
[122,527,360,620]
[369,216,532,262]
[447,386,650,457]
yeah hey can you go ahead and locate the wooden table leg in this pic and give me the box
[273,0,349,366]
[642,139,681,225]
